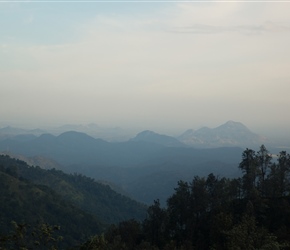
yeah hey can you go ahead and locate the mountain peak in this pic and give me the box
[57,131,106,145]
[179,121,266,148]
[57,130,92,139]
[217,120,250,131]
[225,120,246,127]
[225,120,239,126]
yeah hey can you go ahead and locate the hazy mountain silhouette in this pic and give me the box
[52,123,135,141]
[0,131,164,166]
[0,130,245,205]
[0,126,45,137]
[131,130,186,147]
[0,130,244,167]
[0,124,135,142]
[0,122,270,205]
[0,126,25,134]
[179,120,267,147]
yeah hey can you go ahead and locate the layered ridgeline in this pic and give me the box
[0,155,146,248]
[0,124,133,142]
[0,131,243,205]
[0,121,268,205]
[0,121,267,149]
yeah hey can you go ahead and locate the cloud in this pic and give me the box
[164,2,290,35]
[169,22,290,35]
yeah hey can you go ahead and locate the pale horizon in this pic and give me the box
[1,1,290,138]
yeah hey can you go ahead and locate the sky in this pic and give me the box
[1,0,290,136]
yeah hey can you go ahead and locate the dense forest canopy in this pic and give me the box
[81,145,290,249]
[1,145,290,249]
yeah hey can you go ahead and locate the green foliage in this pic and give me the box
[256,145,272,195]
[224,202,279,250]
[143,200,168,248]
[80,220,143,250]
[2,146,290,249]
[0,221,62,250]
[0,155,146,225]
[267,151,290,197]
[0,156,104,248]
[87,145,290,250]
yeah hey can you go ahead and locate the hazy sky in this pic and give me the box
[1,1,290,135]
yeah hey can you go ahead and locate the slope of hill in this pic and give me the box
[0,155,147,226]
[179,120,267,147]
[0,159,105,248]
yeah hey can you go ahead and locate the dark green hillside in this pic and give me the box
[0,155,147,225]
[0,167,104,248]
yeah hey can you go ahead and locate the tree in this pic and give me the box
[268,151,290,197]
[0,221,62,250]
[228,177,243,200]
[167,181,191,246]
[118,219,142,250]
[143,199,168,249]
[79,234,111,250]
[239,149,258,199]
[206,174,229,212]
[225,202,280,250]
[256,145,272,196]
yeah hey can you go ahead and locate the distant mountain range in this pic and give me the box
[128,121,267,148]
[0,121,273,205]
[0,129,244,205]
[0,124,135,142]
[178,120,267,148]
[0,121,269,148]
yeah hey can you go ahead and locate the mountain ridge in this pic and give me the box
[0,121,269,148]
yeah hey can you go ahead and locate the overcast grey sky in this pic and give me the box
[1,1,290,135]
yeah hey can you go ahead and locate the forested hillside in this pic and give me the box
[0,155,146,224]
[0,155,146,249]
[2,146,290,249]
[82,145,290,249]
[0,165,103,248]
